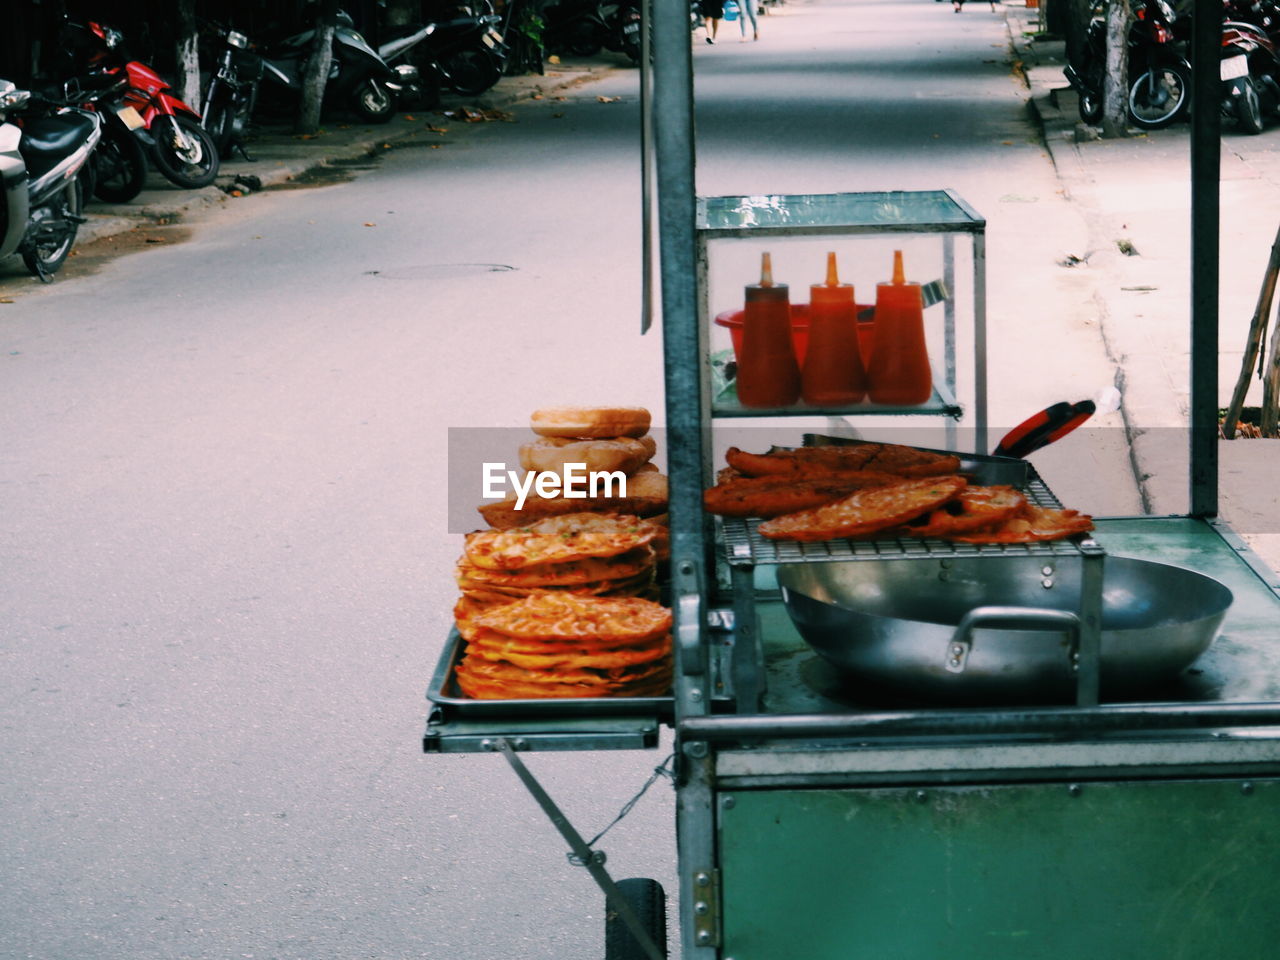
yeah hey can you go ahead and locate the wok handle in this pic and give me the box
[946,606,1083,675]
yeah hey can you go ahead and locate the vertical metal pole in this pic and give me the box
[943,234,958,451]
[651,3,718,958]
[653,0,708,702]
[1190,0,1222,516]
[640,0,655,334]
[972,230,989,455]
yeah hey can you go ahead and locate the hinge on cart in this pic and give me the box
[689,867,722,948]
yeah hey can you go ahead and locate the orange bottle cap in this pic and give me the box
[810,251,854,305]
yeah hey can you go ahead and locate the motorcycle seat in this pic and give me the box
[18,113,97,182]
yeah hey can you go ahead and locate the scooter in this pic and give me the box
[1222,0,1280,133]
[1220,19,1280,134]
[63,20,220,190]
[378,23,444,108]
[254,11,417,124]
[0,79,101,281]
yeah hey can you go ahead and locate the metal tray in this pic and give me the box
[718,460,1100,566]
[426,629,675,719]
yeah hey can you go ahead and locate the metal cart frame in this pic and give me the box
[426,1,1280,956]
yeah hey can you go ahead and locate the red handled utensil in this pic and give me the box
[995,399,1096,459]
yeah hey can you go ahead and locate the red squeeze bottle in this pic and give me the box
[867,250,932,405]
[802,252,866,405]
[737,252,800,408]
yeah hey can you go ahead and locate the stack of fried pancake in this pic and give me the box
[455,593,673,699]
[453,513,672,699]
[705,442,1092,544]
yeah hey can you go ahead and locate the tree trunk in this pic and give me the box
[296,0,340,135]
[175,0,202,111]
[1101,0,1132,138]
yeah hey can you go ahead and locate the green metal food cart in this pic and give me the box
[424,0,1280,956]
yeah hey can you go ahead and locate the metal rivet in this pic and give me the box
[722,795,736,810]
[694,872,711,887]
[1068,784,1082,797]
[679,561,694,575]
[1042,578,1054,589]
[689,688,703,702]
[1241,782,1255,795]
[1042,566,1054,576]
[480,739,493,751]
[915,790,927,803]
[696,931,712,945]
[685,741,708,758]
[513,738,528,750]
[694,900,709,916]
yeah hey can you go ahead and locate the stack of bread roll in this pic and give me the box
[478,405,668,530]
[452,406,672,700]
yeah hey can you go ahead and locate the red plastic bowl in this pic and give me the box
[715,303,875,367]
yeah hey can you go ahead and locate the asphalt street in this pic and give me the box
[0,0,1245,957]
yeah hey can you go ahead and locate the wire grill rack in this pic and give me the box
[718,465,1100,565]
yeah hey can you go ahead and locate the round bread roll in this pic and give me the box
[530,406,651,439]
[519,435,656,477]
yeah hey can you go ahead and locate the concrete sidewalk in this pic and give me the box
[1006,3,1280,574]
[75,53,621,247]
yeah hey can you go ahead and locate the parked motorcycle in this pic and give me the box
[0,79,101,280]
[1220,19,1280,133]
[606,0,644,64]
[1063,0,1190,130]
[253,11,417,124]
[201,25,265,160]
[377,23,444,109]
[543,0,641,64]
[399,6,509,97]
[542,0,612,58]
[1126,0,1192,129]
[64,20,220,190]
[61,73,150,203]
[1221,0,1280,133]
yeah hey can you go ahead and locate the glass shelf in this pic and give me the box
[697,190,987,237]
[711,383,962,419]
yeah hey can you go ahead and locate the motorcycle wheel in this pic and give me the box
[92,125,148,203]
[204,92,250,160]
[1237,77,1265,135]
[1127,64,1190,130]
[152,115,220,189]
[1077,88,1102,125]
[443,50,504,96]
[558,22,604,57]
[352,78,397,123]
[21,179,82,280]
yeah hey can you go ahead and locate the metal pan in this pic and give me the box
[778,556,1233,704]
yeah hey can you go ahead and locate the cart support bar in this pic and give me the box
[678,702,1280,742]
[494,739,665,960]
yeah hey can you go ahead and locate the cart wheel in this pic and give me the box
[605,877,667,960]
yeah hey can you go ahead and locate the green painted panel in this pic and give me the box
[719,779,1280,960]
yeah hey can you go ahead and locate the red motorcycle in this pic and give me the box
[66,20,219,190]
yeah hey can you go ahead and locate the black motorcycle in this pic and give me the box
[1064,0,1190,130]
[201,25,265,159]
[62,73,150,203]
[247,12,417,125]
[408,6,509,97]
[0,79,101,280]
[542,0,612,58]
